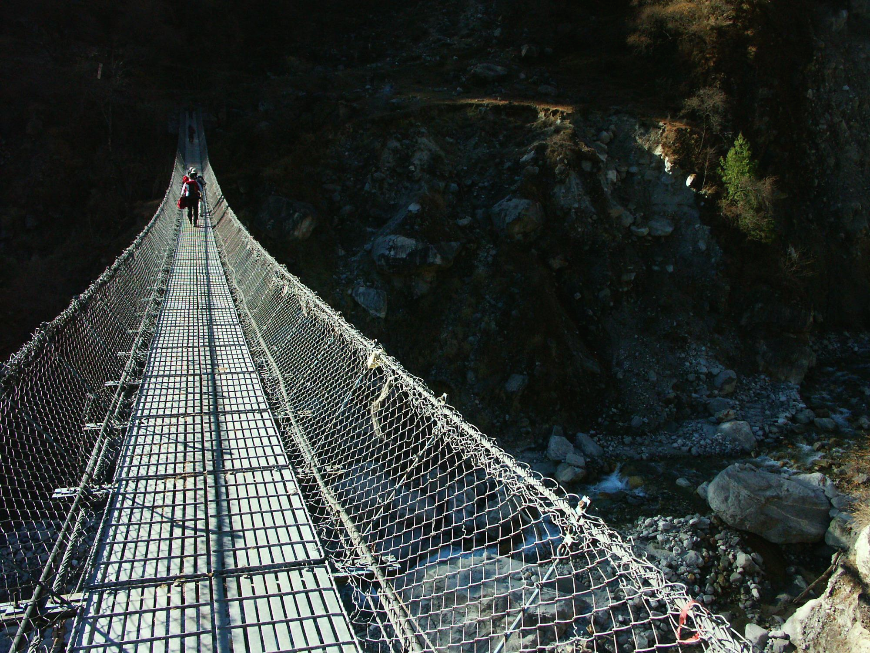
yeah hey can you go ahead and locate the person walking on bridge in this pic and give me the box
[178,167,203,226]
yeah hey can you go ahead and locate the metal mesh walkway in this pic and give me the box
[0,114,749,653]
[69,187,359,653]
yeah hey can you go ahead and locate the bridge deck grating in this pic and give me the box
[71,196,357,652]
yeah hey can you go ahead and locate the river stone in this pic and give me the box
[547,435,574,462]
[555,463,585,484]
[706,398,733,417]
[575,432,604,459]
[717,421,756,452]
[713,369,738,394]
[706,464,831,543]
[565,452,586,469]
[683,550,703,568]
[745,623,769,649]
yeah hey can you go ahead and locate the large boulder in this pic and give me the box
[257,196,318,240]
[706,464,831,543]
[491,197,544,239]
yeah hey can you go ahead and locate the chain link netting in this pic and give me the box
[0,128,187,651]
[198,115,750,653]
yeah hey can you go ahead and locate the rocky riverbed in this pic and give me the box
[505,332,870,650]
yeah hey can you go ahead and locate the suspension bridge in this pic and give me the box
[0,114,749,653]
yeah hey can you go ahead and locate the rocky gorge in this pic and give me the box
[3,0,870,650]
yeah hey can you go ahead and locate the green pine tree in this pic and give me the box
[719,134,774,243]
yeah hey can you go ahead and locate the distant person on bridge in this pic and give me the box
[178,167,203,226]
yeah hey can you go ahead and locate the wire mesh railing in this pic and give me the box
[0,124,187,651]
[0,111,750,652]
[199,114,750,653]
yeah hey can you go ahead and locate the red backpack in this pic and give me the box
[177,176,200,208]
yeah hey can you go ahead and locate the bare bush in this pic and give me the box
[628,0,736,63]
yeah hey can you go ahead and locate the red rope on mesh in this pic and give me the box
[677,599,703,645]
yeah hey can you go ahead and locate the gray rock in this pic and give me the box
[371,235,459,273]
[647,217,675,237]
[713,369,738,395]
[564,452,586,468]
[551,172,595,215]
[794,472,837,498]
[769,635,790,653]
[257,196,318,240]
[736,552,759,573]
[332,462,436,534]
[794,408,815,424]
[717,421,757,452]
[684,550,704,568]
[825,511,859,550]
[555,463,586,484]
[504,374,528,394]
[697,482,710,501]
[707,397,733,416]
[491,197,544,239]
[857,525,870,580]
[547,436,574,462]
[394,549,581,653]
[706,464,831,543]
[814,417,838,432]
[744,623,769,649]
[470,63,509,82]
[574,433,604,459]
[831,494,852,511]
[597,131,612,144]
[676,477,693,489]
[756,337,817,384]
[352,286,387,318]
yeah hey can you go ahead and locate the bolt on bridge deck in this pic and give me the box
[69,201,359,652]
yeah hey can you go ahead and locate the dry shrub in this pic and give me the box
[628,0,736,67]
[682,86,729,136]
